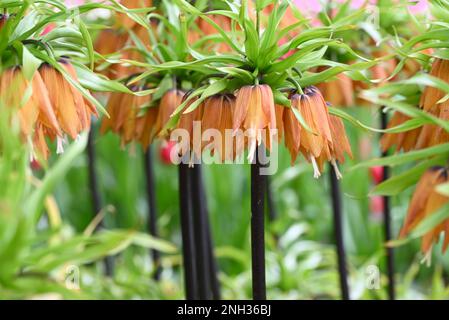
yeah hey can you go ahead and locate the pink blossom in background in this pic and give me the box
[409,0,428,13]
[294,0,322,13]
[370,196,384,221]
[294,0,428,16]
[41,23,55,35]
[65,0,85,7]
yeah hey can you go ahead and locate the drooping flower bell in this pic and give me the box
[316,71,354,107]
[154,89,185,139]
[176,94,204,158]
[0,59,97,159]
[382,58,449,152]
[1,67,59,160]
[196,15,232,52]
[399,167,449,263]
[284,87,352,178]
[201,94,236,161]
[282,100,301,164]
[0,67,59,140]
[135,106,159,150]
[414,59,449,149]
[100,89,152,148]
[380,111,421,152]
[318,111,353,178]
[39,60,98,145]
[295,87,332,177]
[233,84,276,161]
[94,29,129,79]
[115,0,153,30]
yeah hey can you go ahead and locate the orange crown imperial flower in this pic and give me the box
[115,0,153,30]
[1,67,61,160]
[400,167,449,264]
[414,58,449,150]
[176,94,204,158]
[0,59,97,159]
[100,88,152,148]
[153,89,185,140]
[284,87,352,179]
[201,94,236,162]
[382,58,449,153]
[316,71,354,108]
[380,111,421,153]
[233,84,276,161]
[39,60,98,152]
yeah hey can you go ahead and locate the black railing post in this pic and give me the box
[87,128,114,276]
[329,164,350,300]
[144,146,162,280]
[380,107,396,300]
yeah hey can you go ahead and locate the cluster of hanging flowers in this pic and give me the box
[381,58,449,152]
[379,57,449,258]
[399,166,449,262]
[0,59,97,160]
[95,0,359,179]
[282,86,352,178]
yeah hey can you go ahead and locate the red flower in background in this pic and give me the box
[370,166,384,185]
[41,23,55,35]
[159,140,176,165]
[369,166,385,220]
[30,158,42,171]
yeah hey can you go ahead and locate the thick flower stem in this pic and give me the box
[191,164,211,299]
[251,146,267,300]
[87,128,114,276]
[178,163,198,300]
[144,146,161,281]
[266,176,277,222]
[329,164,350,300]
[380,107,396,300]
[198,166,221,300]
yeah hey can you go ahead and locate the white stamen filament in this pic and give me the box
[310,155,321,179]
[56,136,65,154]
[188,152,194,168]
[331,159,343,180]
[247,136,257,163]
[421,248,432,267]
[27,136,36,162]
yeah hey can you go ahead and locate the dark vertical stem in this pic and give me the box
[251,146,267,300]
[198,167,221,300]
[380,107,396,300]
[144,146,161,281]
[178,163,198,300]
[266,177,277,222]
[329,165,350,300]
[87,128,114,276]
[190,164,210,299]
